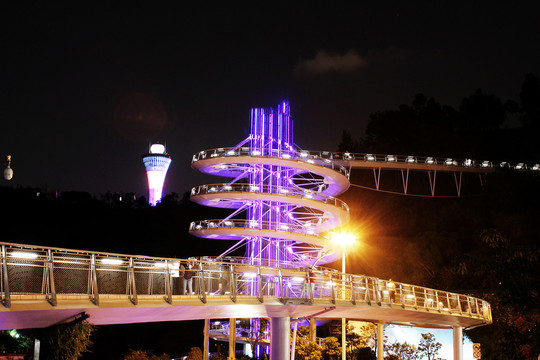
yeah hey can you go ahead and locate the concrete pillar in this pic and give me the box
[270,317,290,360]
[291,322,298,360]
[309,318,317,343]
[453,326,463,360]
[203,319,210,360]
[33,338,40,360]
[377,323,384,360]
[229,318,236,360]
[342,318,346,360]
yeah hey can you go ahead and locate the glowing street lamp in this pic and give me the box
[331,231,356,360]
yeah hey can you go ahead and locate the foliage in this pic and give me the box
[210,349,228,360]
[123,349,172,360]
[468,295,540,360]
[322,337,341,360]
[344,73,540,162]
[417,333,441,360]
[291,326,323,360]
[337,130,361,153]
[187,347,203,360]
[38,320,95,360]
[518,73,540,128]
[385,341,419,360]
[346,322,377,351]
[334,322,377,359]
[123,349,150,360]
[0,330,33,353]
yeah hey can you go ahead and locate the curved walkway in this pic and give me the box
[0,242,491,331]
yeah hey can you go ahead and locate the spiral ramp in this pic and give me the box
[190,146,351,266]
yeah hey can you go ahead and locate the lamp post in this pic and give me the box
[332,232,355,360]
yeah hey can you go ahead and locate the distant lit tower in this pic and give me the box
[3,155,13,181]
[142,144,172,206]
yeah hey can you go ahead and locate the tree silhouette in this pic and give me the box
[386,341,419,360]
[341,74,540,162]
[417,333,441,360]
[37,320,95,360]
[322,337,341,360]
[187,347,203,360]
[519,73,540,128]
[291,326,323,360]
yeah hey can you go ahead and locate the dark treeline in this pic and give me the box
[1,187,232,259]
[339,73,540,164]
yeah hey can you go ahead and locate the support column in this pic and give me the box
[33,338,40,360]
[342,318,346,360]
[203,319,209,360]
[377,323,384,360]
[229,318,236,360]
[309,318,316,343]
[453,326,463,360]
[270,317,290,360]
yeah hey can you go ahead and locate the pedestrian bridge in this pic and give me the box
[0,242,491,331]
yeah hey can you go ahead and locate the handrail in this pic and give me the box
[190,219,323,236]
[191,147,350,178]
[191,183,349,212]
[0,242,491,324]
[289,150,539,172]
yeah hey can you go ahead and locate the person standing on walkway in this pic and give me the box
[183,261,195,295]
[388,279,396,303]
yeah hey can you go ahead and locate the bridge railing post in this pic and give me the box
[364,277,371,305]
[0,245,10,308]
[278,268,283,299]
[43,249,56,306]
[198,262,207,303]
[127,257,138,305]
[257,266,263,303]
[164,260,172,304]
[330,273,335,304]
[349,275,356,305]
[88,254,99,305]
[229,263,236,303]
[374,279,381,305]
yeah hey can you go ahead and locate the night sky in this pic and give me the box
[3,2,539,197]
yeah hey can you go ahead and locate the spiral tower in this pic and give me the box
[190,101,350,268]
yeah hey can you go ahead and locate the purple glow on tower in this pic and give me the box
[247,101,294,267]
[142,143,172,206]
[190,100,348,269]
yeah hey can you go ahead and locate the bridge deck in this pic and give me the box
[0,242,491,331]
[1,293,488,330]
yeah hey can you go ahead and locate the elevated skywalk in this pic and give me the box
[0,242,491,331]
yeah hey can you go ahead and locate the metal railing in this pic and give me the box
[294,150,539,172]
[190,219,330,236]
[191,183,349,212]
[0,242,491,323]
[191,147,350,178]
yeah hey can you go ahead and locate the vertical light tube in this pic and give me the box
[246,102,293,267]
